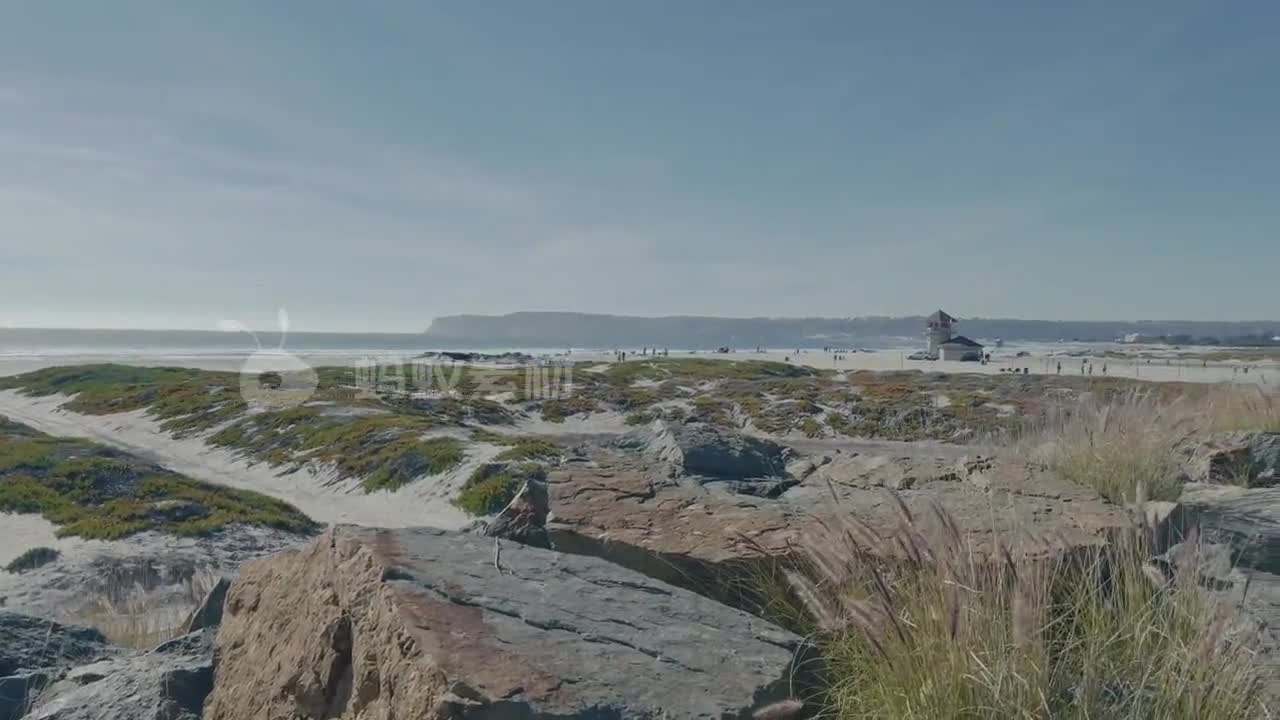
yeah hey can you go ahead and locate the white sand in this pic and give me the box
[0,390,471,530]
[0,513,103,568]
[562,350,1277,387]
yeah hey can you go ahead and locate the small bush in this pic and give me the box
[454,463,546,516]
[494,438,561,462]
[800,417,823,438]
[4,546,60,573]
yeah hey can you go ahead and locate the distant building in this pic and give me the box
[938,335,985,361]
[925,310,984,360]
[926,309,957,355]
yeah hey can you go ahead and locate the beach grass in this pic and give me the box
[771,503,1266,719]
[1011,386,1279,503]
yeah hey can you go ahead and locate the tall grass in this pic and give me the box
[1008,387,1279,503]
[780,499,1266,719]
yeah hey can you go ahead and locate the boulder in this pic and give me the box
[0,613,113,720]
[1180,432,1280,487]
[203,527,807,720]
[25,630,215,720]
[1173,484,1280,574]
[619,420,789,480]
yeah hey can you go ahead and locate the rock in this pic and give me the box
[1158,541,1280,704]
[1134,501,1180,551]
[1173,484,1280,574]
[620,420,789,479]
[0,613,113,720]
[182,577,231,634]
[203,526,806,720]
[480,478,551,549]
[1181,432,1280,487]
[785,457,818,481]
[544,451,1132,611]
[0,612,111,678]
[25,630,215,720]
[1,671,49,720]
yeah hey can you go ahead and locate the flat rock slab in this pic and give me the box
[545,452,1133,605]
[204,527,806,720]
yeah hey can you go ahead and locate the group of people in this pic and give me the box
[613,347,669,362]
[1053,359,1108,376]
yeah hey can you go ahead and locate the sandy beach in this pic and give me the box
[565,348,1278,388]
[1,347,1275,387]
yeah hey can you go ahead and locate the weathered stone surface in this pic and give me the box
[0,613,112,720]
[203,527,806,720]
[544,450,1133,607]
[619,420,790,479]
[182,577,230,634]
[1173,483,1280,574]
[25,630,214,720]
[1181,432,1280,487]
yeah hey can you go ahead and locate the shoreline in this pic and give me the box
[1,347,1272,387]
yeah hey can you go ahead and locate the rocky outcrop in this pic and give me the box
[0,613,113,720]
[203,526,807,720]
[24,630,214,720]
[619,421,789,480]
[1174,483,1279,574]
[1180,432,1280,487]
[543,450,1133,609]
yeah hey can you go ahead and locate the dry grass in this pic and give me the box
[74,568,221,648]
[1007,387,1279,503]
[777,498,1266,719]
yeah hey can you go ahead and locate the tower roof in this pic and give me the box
[939,335,983,348]
[927,310,956,323]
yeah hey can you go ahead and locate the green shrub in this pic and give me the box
[4,546,60,573]
[494,438,561,462]
[454,463,546,516]
[800,417,823,438]
[0,421,315,540]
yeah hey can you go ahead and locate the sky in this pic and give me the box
[1,1,1277,331]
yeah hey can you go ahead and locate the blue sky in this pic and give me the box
[1,1,1276,330]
